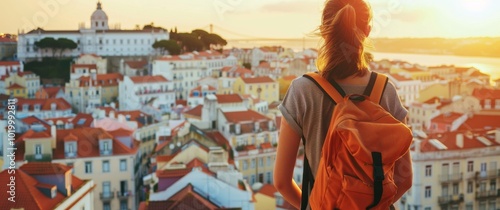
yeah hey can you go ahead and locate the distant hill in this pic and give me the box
[371,37,500,58]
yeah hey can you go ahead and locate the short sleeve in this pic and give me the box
[380,81,408,122]
[278,79,304,137]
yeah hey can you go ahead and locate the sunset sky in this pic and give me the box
[1,0,500,39]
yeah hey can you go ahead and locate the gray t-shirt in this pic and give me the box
[278,75,408,177]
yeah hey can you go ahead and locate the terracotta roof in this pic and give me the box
[125,60,148,69]
[419,130,500,152]
[455,67,473,73]
[16,98,72,111]
[402,67,424,72]
[0,165,87,210]
[222,109,271,123]
[189,85,217,97]
[470,71,489,77]
[64,133,78,142]
[129,75,168,84]
[7,83,25,89]
[176,99,187,106]
[472,88,500,100]
[215,94,243,103]
[19,162,72,175]
[282,75,297,81]
[156,154,177,163]
[241,76,275,84]
[71,113,94,128]
[258,184,277,198]
[148,184,220,210]
[108,128,134,137]
[261,142,273,149]
[40,87,63,98]
[0,37,16,42]
[21,130,52,140]
[0,61,21,66]
[431,112,464,124]
[21,116,51,130]
[458,114,500,131]
[156,167,192,178]
[183,105,203,118]
[389,73,413,81]
[78,73,123,87]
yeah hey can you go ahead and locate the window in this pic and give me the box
[267,156,271,166]
[103,202,111,210]
[467,161,474,172]
[102,160,110,173]
[467,181,473,193]
[480,162,487,172]
[243,160,248,170]
[85,161,92,174]
[120,159,127,171]
[120,201,128,210]
[251,159,256,169]
[250,175,255,185]
[425,165,432,176]
[35,144,42,155]
[259,158,263,167]
[425,186,431,198]
[452,183,459,195]
[424,207,431,210]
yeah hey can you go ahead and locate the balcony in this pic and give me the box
[475,190,498,200]
[438,194,464,205]
[116,190,131,200]
[439,173,463,183]
[135,89,172,96]
[100,191,115,201]
[25,154,52,162]
[471,170,500,180]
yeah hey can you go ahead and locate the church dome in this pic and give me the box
[91,2,108,21]
[91,2,109,30]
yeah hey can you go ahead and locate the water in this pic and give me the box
[227,39,500,80]
[371,52,500,80]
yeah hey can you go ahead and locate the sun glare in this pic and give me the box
[461,0,489,12]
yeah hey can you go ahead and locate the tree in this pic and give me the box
[172,33,204,52]
[242,62,251,69]
[56,38,77,57]
[191,29,227,50]
[152,40,181,55]
[35,37,58,57]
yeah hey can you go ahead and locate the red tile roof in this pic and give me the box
[129,75,168,84]
[0,37,16,42]
[0,61,21,66]
[16,98,72,111]
[40,87,63,98]
[458,114,500,131]
[7,83,25,89]
[19,162,72,175]
[125,60,148,69]
[189,85,217,97]
[241,76,275,84]
[22,130,52,139]
[71,113,94,128]
[260,142,273,149]
[223,109,271,123]
[147,184,220,210]
[78,73,123,87]
[0,164,88,210]
[176,99,187,106]
[215,94,243,103]
[419,130,500,152]
[184,105,203,118]
[431,112,464,124]
[470,71,489,77]
[402,67,424,72]
[390,73,412,81]
[472,88,500,100]
[21,116,51,130]
[156,167,193,178]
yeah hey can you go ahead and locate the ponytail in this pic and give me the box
[317,0,372,81]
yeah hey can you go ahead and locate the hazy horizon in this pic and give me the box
[1,0,500,39]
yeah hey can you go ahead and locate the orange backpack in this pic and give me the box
[301,72,413,210]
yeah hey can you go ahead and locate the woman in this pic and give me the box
[274,0,413,209]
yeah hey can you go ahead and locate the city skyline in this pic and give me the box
[1,0,500,39]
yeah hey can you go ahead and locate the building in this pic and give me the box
[429,112,469,133]
[0,61,23,78]
[65,72,123,113]
[217,65,253,94]
[253,184,278,210]
[0,71,40,98]
[186,85,217,106]
[14,98,72,119]
[218,108,278,185]
[386,73,423,107]
[35,87,65,99]
[233,76,279,104]
[118,75,175,112]
[75,53,107,73]
[152,50,237,99]
[472,88,500,111]
[0,36,16,60]
[14,127,140,210]
[16,2,169,61]
[120,59,149,76]
[403,129,500,210]
[0,163,95,210]
[251,47,280,68]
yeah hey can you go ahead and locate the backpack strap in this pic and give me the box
[366,152,385,210]
[363,72,389,104]
[303,72,345,104]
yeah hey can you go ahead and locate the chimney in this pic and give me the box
[496,128,500,144]
[456,133,464,148]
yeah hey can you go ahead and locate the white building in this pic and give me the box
[187,85,217,107]
[387,73,423,107]
[16,2,169,61]
[152,50,237,99]
[118,75,175,112]
[14,98,73,119]
[0,61,23,77]
[403,129,500,210]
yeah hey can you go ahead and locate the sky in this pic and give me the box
[1,0,500,39]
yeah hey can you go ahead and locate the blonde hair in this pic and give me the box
[317,0,372,80]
